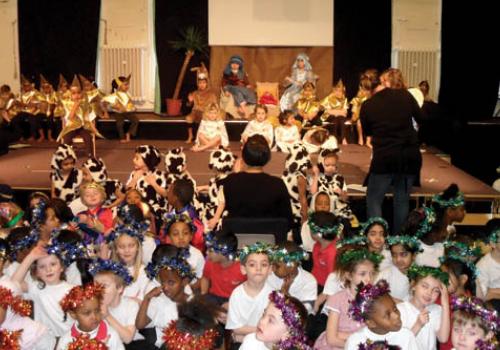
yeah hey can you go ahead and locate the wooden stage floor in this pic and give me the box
[0,140,498,202]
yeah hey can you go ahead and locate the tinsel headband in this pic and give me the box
[414,207,436,239]
[60,283,104,313]
[348,280,391,322]
[407,264,449,286]
[475,339,499,350]
[163,212,197,235]
[88,258,133,286]
[443,240,481,259]
[336,235,367,249]
[489,228,500,244]
[357,340,401,350]
[30,198,47,228]
[339,248,383,267]
[432,191,465,208]
[360,217,389,236]
[67,334,108,350]
[0,286,32,317]
[46,239,88,267]
[162,320,218,350]
[145,255,195,281]
[106,222,147,244]
[268,291,312,350]
[386,235,423,253]
[271,247,309,267]
[238,241,274,262]
[451,295,500,333]
[307,211,344,238]
[0,330,23,350]
[9,229,39,260]
[204,232,237,260]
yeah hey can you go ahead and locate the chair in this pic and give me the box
[221,217,289,247]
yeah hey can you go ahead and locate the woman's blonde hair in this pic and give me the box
[111,233,144,282]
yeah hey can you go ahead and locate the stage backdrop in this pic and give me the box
[17,0,101,87]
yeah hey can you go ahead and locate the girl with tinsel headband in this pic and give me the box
[397,264,450,350]
[476,225,500,302]
[359,217,392,271]
[314,245,382,350]
[431,183,466,237]
[344,280,419,349]
[57,283,124,350]
[267,241,317,314]
[449,296,499,350]
[239,291,311,350]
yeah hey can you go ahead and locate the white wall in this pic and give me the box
[0,0,20,92]
[209,0,334,46]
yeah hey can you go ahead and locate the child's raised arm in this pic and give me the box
[437,283,450,343]
[12,245,47,292]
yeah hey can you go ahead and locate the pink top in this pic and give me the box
[314,289,364,350]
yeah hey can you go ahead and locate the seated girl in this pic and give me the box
[274,110,301,153]
[241,104,274,147]
[280,53,318,112]
[294,81,321,129]
[222,55,256,118]
[192,103,229,152]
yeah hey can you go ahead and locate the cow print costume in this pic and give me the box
[50,144,83,203]
[281,143,312,226]
[83,157,125,206]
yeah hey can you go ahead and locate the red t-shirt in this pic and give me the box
[81,206,114,235]
[203,260,247,298]
[312,240,337,286]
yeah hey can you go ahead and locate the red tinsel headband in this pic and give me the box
[0,329,23,350]
[60,283,104,313]
[0,286,32,317]
[162,320,218,350]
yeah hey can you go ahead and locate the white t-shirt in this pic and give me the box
[476,252,500,296]
[241,120,274,146]
[123,264,149,300]
[345,326,419,350]
[239,332,269,350]
[226,282,273,330]
[109,296,144,341]
[27,279,75,337]
[300,221,315,252]
[416,241,444,268]
[142,235,157,265]
[377,265,410,301]
[56,321,125,350]
[147,292,180,348]
[66,262,82,286]
[323,272,344,296]
[188,245,205,279]
[379,248,393,271]
[266,267,317,313]
[397,301,442,350]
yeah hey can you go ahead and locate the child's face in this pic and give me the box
[158,268,186,302]
[332,87,344,99]
[16,247,32,263]
[82,167,93,183]
[22,83,32,92]
[166,185,177,206]
[286,114,295,126]
[296,59,305,69]
[314,194,331,212]
[70,87,81,101]
[206,109,218,121]
[197,79,208,90]
[367,295,402,334]
[447,206,466,223]
[390,244,414,273]
[348,260,376,287]
[255,107,267,122]
[256,303,288,343]
[43,207,61,233]
[241,253,271,284]
[207,249,226,263]
[119,82,129,92]
[133,153,147,170]
[82,188,104,208]
[366,224,386,252]
[36,254,64,285]
[71,297,102,332]
[451,318,488,350]
[230,63,240,71]
[126,190,142,205]
[412,276,441,307]
[272,261,296,279]
[168,222,193,249]
[94,273,124,307]
[60,158,75,173]
[42,84,52,94]
[441,265,462,295]
[115,234,139,266]
[322,156,337,176]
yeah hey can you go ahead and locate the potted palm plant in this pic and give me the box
[166,26,208,116]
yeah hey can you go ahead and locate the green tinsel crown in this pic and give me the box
[407,264,449,286]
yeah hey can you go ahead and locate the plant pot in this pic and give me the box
[166,98,182,116]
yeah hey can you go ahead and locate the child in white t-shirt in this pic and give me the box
[359,217,392,271]
[226,242,274,344]
[274,110,300,153]
[241,104,274,147]
[476,227,500,301]
[345,280,419,350]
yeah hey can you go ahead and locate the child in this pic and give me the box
[351,70,377,147]
[309,211,344,288]
[50,143,83,203]
[294,81,321,128]
[137,252,195,348]
[12,242,75,337]
[302,126,338,154]
[126,145,168,219]
[274,110,301,152]
[192,102,228,152]
[378,235,422,301]
[2,227,37,279]
[221,55,257,118]
[282,143,312,228]
[38,74,60,142]
[360,217,392,271]
[240,291,311,350]
[185,63,218,143]
[397,264,450,350]
[320,79,349,144]
[102,75,139,143]
[0,279,56,349]
[314,245,382,349]
[124,188,156,234]
[16,75,44,142]
[39,199,74,242]
[82,157,126,208]
[301,192,335,253]
[430,184,466,238]
[241,104,274,147]
[57,283,124,349]
[267,241,317,313]
[89,258,144,345]
[476,226,500,304]
[226,242,274,344]
[77,181,114,237]
[344,280,419,349]
[280,53,317,112]
[79,74,105,120]
[201,232,246,309]
[450,296,499,350]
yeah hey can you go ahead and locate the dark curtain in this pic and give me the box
[333,0,392,99]
[18,0,101,88]
[155,0,209,113]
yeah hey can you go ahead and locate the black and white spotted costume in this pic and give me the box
[127,145,168,218]
[83,157,125,206]
[281,143,312,226]
[50,144,83,203]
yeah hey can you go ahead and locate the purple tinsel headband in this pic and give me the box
[357,340,401,350]
[451,295,500,333]
[348,279,391,322]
